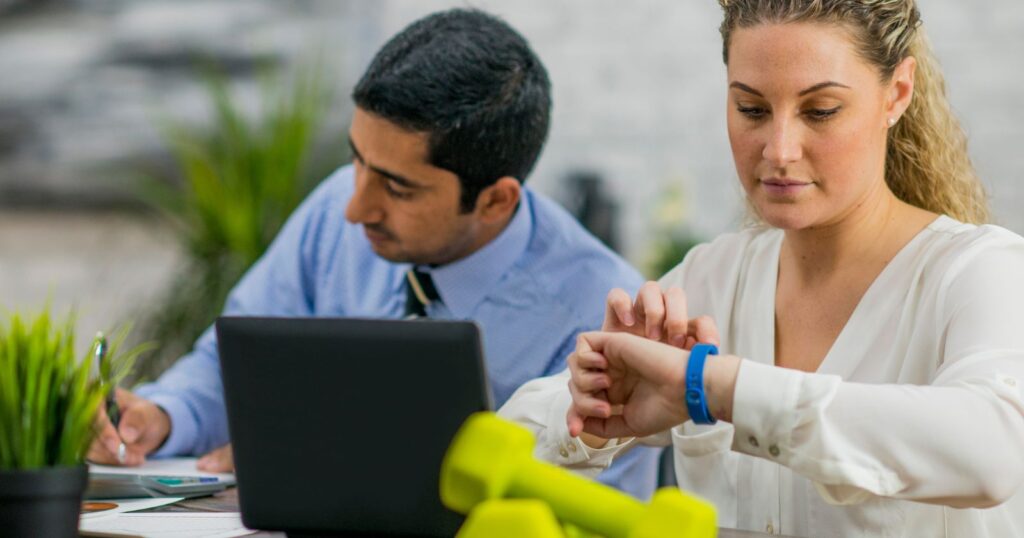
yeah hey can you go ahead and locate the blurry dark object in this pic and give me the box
[0,466,86,538]
[0,105,32,160]
[130,60,344,382]
[564,170,619,251]
[0,0,62,17]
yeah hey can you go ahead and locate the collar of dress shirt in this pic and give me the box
[419,190,534,319]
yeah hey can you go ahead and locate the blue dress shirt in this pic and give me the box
[136,165,659,498]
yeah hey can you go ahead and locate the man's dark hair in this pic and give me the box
[352,8,552,212]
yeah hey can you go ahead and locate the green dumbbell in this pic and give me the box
[456,499,565,538]
[440,412,716,538]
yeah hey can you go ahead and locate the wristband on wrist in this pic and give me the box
[685,343,719,425]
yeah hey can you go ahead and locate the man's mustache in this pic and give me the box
[364,223,396,240]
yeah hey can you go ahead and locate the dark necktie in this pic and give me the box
[404,268,440,318]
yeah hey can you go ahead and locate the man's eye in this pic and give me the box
[384,180,413,199]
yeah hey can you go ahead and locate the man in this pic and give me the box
[89,8,658,498]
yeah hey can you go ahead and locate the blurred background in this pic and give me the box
[1,0,1022,380]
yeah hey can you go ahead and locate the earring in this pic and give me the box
[888,117,897,127]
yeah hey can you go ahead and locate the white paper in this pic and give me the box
[79,512,254,538]
[89,457,235,483]
[81,497,185,519]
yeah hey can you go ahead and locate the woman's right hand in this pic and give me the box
[603,282,719,350]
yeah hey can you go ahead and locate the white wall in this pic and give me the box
[358,1,1024,265]
[2,0,1021,340]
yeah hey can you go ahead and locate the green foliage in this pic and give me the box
[134,61,342,381]
[644,183,705,279]
[647,233,704,279]
[155,64,329,267]
[0,309,145,469]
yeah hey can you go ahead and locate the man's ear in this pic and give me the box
[474,177,522,223]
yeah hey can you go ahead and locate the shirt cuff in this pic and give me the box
[139,392,199,458]
[537,384,632,469]
[670,422,735,457]
[730,359,802,464]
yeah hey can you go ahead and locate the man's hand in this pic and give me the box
[87,388,171,466]
[603,283,719,349]
[197,444,235,473]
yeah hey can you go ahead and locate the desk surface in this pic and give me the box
[148,487,789,538]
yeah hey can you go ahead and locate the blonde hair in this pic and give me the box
[719,0,989,224]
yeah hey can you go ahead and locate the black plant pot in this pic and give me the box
[0,464,89,538]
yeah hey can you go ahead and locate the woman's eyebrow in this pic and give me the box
[729,81,763,96]
[798,80,851,96]
[728,80,851,97]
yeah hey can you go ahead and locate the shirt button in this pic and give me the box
[769,444,780,457]
[568,443,578,453]
[559,447,569,458]
[766,523,775,534]
[748,436,759,448]
[1005,377,1018,387]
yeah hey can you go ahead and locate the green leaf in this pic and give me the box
[0,307,144,469]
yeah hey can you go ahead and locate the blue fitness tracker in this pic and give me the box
[685,343,719,424]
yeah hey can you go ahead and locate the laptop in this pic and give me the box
[216,317,492,537]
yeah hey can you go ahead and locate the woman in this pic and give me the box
[499,1,1024,536]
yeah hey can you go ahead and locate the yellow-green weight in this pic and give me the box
[456,499,565,538]
[441,412,717,538]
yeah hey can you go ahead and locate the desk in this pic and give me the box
[148,488,790,538]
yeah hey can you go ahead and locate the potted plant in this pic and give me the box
[0,308,139,537]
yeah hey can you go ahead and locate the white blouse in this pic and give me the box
[499,216,1024,537]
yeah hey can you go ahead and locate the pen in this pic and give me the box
[95,333,126,463]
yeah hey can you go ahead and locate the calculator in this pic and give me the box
[85,473,235,499]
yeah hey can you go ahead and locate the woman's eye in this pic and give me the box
[805,106,841,122]
[738,106,768,120]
